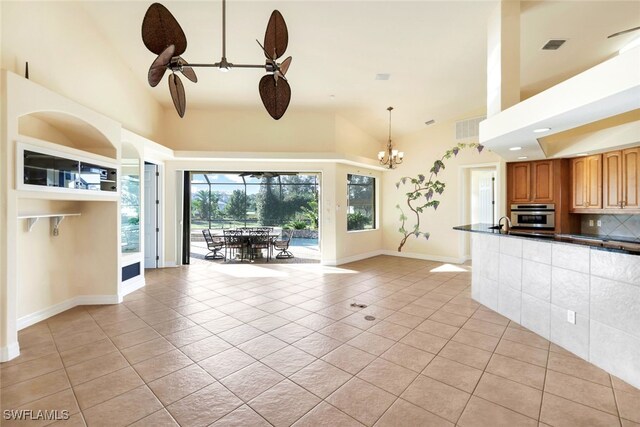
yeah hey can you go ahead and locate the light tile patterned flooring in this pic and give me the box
[1,255,639,426]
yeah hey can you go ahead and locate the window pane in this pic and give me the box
[121,165,140,253]
[190,172,319,230]
[347,174,375,231]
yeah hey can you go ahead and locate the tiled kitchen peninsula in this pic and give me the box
[457,226,640,389]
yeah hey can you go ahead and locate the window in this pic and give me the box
[347,174,375,231]
[121,166,140,253]
[189,173,319,229]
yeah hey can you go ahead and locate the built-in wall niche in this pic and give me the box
[18,112,117,159]
[19,143,118,195]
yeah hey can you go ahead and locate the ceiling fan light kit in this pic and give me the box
[141,1,293,119]
[378,107,404,169]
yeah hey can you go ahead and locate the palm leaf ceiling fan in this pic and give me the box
[142,1,292,119]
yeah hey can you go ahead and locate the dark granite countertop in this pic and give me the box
[454,224,640,256]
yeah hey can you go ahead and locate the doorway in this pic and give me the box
[144,162,159,268]
[460,164,499,260]
[186,172,321,263]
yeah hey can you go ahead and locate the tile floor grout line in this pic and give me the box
[113,294,253,425]
[609,374,625,427]
[366,285,482,426]
[452,301,512,425]
[44,316,89,427]
[537,335,551,422]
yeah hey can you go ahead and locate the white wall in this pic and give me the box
[1,71,123,361]
[160,108,382,160]
[1,1,164,141]
[381,115,504,262]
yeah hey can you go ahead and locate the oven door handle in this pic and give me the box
[512,211,554,215]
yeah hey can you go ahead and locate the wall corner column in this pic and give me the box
[487,0,521,117]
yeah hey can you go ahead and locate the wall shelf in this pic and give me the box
[18,213,81,234]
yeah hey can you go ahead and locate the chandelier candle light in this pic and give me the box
[378,107,404,169]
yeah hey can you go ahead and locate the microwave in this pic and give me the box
[510,204,555,229]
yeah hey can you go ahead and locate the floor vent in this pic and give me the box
[455,116,485,140]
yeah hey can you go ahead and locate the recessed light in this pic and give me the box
[533,127,551,133]
[424,119,435,126]
[375,73,390,81]
[518,156,528,160]
[509,147,522,151]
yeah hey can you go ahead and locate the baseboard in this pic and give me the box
[17,294,120,331]
[0,341,20,362]
[380,250,466,264]
[324,250,385,266]
[120,276,146,299]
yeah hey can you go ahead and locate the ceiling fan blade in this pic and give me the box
[142,3,188,56]
[263,10,288,60]
[177,57,198,83]
[278,56,292,77]
[169,73,186,118]
[148,44,175,87]
[608,26,640,38]
[259,74,291,120]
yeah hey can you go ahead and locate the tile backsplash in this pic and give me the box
[580,214,640,239]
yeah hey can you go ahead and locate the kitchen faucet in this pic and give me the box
[498,216,512,232]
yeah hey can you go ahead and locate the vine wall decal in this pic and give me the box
[396,142,484,252]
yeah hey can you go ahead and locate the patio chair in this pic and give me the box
[202,229,224,260]
[223,229,245,262]
[272,229,294,259]
[249,230,272,262]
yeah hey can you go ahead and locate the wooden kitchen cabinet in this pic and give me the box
[571,154,602,211]
[509,162,531,203]
[532,160,555,203]
[507,159,575,233]
[603,148,640,211]
[507,160,554,204]
[623,147,640,210]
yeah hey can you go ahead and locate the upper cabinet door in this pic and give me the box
[622,147,640,210]
[532,160,554,203]
[570,154,602,210]
[585,154,603,209]
[509,162,531,203]
[603,151,622,209]
[571,157,587,210]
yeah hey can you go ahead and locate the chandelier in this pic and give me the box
[378,107,404,169]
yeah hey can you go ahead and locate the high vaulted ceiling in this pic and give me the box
[81,1,640,140]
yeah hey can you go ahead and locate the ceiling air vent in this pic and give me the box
[375,73,390,81]
[542,39,566,50]
[455,116,485,141]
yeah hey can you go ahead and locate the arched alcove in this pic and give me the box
[18,111,117,159]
